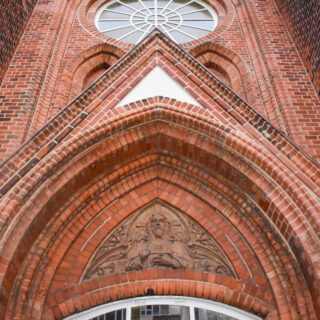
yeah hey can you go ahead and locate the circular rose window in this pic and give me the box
[95,0,218,44]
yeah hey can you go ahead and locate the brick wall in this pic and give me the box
[0,90,318,318]
[0,0,69,161]
[0,0,38,84]
[273,0,320,98]
[0,2,320,318]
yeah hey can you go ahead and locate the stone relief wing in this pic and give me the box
[186,220,236,277]
[82,224,129,280]
[187,221,222,254]
[83,246,128,280]
[99,225,128,252]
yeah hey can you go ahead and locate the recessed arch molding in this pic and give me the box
[0,102,319,319]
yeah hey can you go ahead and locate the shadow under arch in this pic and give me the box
[189,41,263,113]
[49,43,125,118]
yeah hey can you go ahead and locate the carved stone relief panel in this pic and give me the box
[82,202,237,280]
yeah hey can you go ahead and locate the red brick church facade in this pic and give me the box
[0,0,319,319]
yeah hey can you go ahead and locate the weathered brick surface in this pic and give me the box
[0,0,320,319]
[0,0,71,161]
[0,0,38,84]
[0,111,317,318]
[235,0,320,160]
[0,69,319,317]
[274,0,320,99]
[1,0,319,162]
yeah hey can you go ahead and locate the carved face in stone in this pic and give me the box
[149,212,167,238]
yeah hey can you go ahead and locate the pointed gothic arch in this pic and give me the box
[0,100,318,319]
[189,42,259,110]
[0,30,319,319]
[49,43,125,118]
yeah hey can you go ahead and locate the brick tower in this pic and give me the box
[0,0,319,319]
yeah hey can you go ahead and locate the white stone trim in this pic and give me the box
[115,65,201,107]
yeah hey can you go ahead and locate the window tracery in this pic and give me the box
[95,0,218,44]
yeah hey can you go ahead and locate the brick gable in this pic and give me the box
[0,30,319,319]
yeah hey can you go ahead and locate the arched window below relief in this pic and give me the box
[64,296,262,320]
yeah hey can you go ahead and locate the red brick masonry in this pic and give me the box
[0,0,320,319]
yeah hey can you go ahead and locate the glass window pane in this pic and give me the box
[157,0,169,9]
[177,2,203,13]
[169,0,189,10]
[161,305,169,314]
[100,11,131,19]
[179,25,208,38]
[104,26,134,38]
[183,20,214,30]
[98,20,131,31]
[153,305,160,315]
[108,2,135,13]
[141,0,155,8]
[122,0,144,9]
[195,308,239,320]
[171,30,194,43]
[90,309,126,320]
[120,30,144,44]
[166,22,180,28]
[181,12,205,19]
[106,311,116,320]
[131,305,190,320]
[139,25,150,31]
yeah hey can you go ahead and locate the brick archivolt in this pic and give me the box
[0,155,303,319]
[49,43,125,119]
[0,0,319,317]
[0,104,318,319]
[190,42,256,107]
